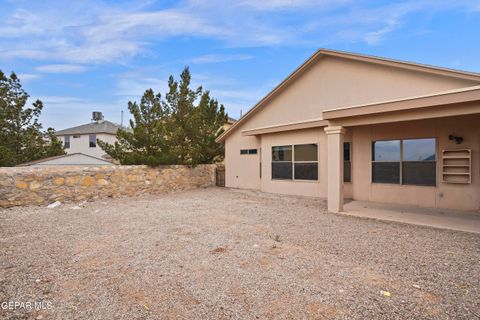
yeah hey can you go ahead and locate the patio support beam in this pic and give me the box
[324,126,346,213]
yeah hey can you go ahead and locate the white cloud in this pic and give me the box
[0,9,46,37]
[79,10,229,43]
[36,64,87,73]
[1,0,479,65]
[36,95,90,104]
[1,48,51,59]
[17,73,42,82]
[237,0,351,10]
[365,18,401,45]
[116,76,168,98]
[191,54,253,64]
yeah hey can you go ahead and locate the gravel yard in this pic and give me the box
[1,187,479,319]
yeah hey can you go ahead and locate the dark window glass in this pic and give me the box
[272,146,292,161]
[294,163,318,180]
[344,142,351,161]
[294,144,317,161]
[372,162,400,184]
[64,135,70,149]
[344,142,351,182]
[89,134,96,148]
[372,138,436,186]
[373,140,400,161]
[259,148,262,178]
[272,162,292,179]
[402,162,436,186]
[403,139,436,161]
[241,149,257,155]
[344,161,351,183]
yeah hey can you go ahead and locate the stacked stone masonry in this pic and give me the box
[0,165,216,207]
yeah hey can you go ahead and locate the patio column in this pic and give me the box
[324,126,346,213]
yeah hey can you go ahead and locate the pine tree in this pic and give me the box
[0,71,65,166]
[98,89,173,166]
[99,67,227,166]
[163,68,201,165]
[189,91,227,165]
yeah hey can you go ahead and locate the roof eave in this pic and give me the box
[322,86,480,120]
[216,49,480,143]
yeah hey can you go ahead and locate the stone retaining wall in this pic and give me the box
[0,165,216,207]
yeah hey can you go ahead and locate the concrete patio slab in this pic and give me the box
[343,200,480,234]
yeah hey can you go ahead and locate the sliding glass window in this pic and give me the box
[402,138,436,186]
[272,144,318,181]
[372,140,401,184]
[294,144,318,180]
[372,138,436,186]
[272,145,292,179]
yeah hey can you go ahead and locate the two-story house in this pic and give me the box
[54,112,120,161]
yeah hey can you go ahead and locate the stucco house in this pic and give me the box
[224,117,237,131]
[54,112,120,162]
[217,49,480,213]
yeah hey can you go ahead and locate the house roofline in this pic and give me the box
[17,153,113,166]
[241,118,328,136]
[54,131,118,136]
[216,49,480,143]
[322,85,480,120]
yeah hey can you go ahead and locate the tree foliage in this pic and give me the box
[98,67,227,166]
[0,71,65,166]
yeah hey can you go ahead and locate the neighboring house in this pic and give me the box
[223,117,237,131]
[54,112,121,160]
[217,49,480,212]
[18,153,114,167]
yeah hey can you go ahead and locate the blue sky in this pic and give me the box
[1,0,480,130]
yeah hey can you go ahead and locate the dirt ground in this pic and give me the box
[1,187,479,319]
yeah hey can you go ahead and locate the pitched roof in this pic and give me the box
[17,153,113,166]
[216,49,480,143]
[322,85,480,119]
[54,120,121,136]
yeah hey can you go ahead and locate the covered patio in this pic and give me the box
[343,200,480,234]
[323,85,480,213]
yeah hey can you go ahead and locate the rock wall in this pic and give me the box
[0,165,216,207]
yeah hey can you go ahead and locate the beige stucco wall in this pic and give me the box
[350,114,480,211]
[58,133,117,159]
[260,128,326,197]
[224,55,477,195]
[237,56,478,131]
[225,130,261,189]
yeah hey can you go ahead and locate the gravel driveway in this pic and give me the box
[1,187,479,319]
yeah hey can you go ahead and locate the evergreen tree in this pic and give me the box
[99,67,227,166]
[0,71,65,166]
[189,91,227,165]
[98,89,173,166]
[163,68,201,165]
